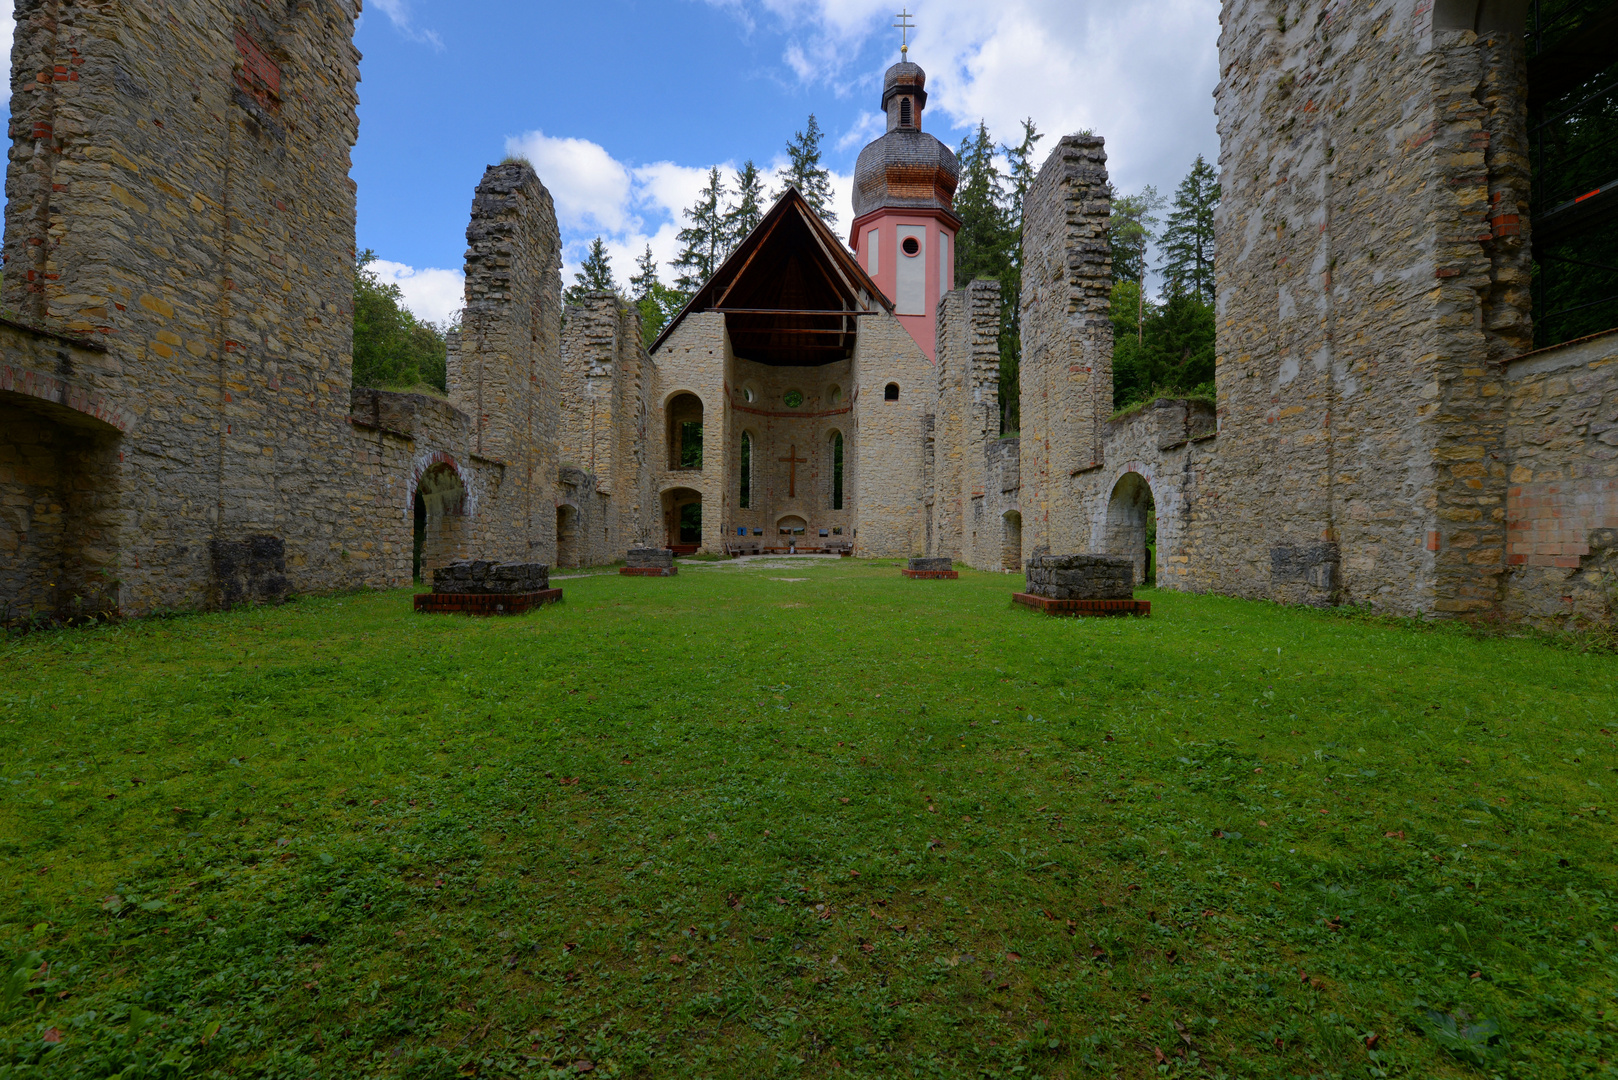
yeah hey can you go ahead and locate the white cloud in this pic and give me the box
[371,260,465,326]
[837,110,886,153]
[505,130,637,235]
[370,0,444,50]
[702,0,1221,201]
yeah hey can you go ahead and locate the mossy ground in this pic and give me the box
[0,558,1614,1079]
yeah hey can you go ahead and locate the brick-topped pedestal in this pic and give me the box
[416,560,560,615]
[622,548,677,576]
[1017,554,1144,615]
[1013,594,1150,617]
[1023,554,1134,599]
[415,590,562,615]
[903,556,958,579]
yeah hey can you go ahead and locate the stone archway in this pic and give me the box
[414,461,468,578]
[0,390,124,623]
[556,503,581,568]
[1001,510,1022,571]
[661,486,702,552]
[1104,472,1156,588]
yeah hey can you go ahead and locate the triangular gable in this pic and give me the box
[650,188,892,365]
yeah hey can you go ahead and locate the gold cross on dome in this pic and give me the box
[894,9,915,56]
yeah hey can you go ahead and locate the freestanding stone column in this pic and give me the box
[1019,135,1113,558]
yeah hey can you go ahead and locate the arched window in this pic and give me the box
[900,97,912,127]
[667,393,703,470]
[829,431,845,510]
[884,382,899,401]
[739,431,753,509]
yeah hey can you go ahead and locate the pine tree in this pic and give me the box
[953,122,1011,287]
[673,166,728,292]
[626,245,688,348]
[1110,185,1163,288]
[1158,156,1219,303]
[724,160,766,257]
[563,237,619,307]
[629,245,660,303]
[777,114,836,224]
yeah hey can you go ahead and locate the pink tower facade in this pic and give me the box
[848,60,961,362]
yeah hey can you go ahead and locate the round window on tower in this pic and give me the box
[784,390,804,408]
[901,236,921,257]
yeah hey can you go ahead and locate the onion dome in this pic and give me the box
[852,61,961,220]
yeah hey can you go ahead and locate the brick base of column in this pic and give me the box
[1012,593,1150,617]
[414,589,563,615]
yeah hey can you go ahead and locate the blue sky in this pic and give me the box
[354,0,1222,323]
[1,2,1222,325]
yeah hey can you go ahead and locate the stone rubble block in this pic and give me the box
[432,560,550,595]
[907,556,953,572]
[1023,553,1134,600]
[626,547,675,569]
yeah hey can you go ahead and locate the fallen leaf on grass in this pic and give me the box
[1385,830,1406,839]
[42,1029,61,1044]
[668,955,684,965]
[1153,1047,1166,1064]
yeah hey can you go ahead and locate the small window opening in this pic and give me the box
[901,236,920,257]
[884,382,899,401]
[900,97,913,127]
[679,421,703,468]
[739,432,753,509]
[830,431,845,510]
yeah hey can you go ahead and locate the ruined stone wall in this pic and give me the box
[931,280,1004,568]
[1019,135,1113,558]
[1500,331,1618,627]
[1075,399,1218,590]
[0,0,390,617]
[558,292,648,565]
[851,310,934,557]
[1206,1,1532,612]
[450,162,564,567]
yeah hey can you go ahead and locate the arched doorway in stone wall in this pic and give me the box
[661,487,702,552]
[556,503,581,568]
[1104,472,1156,587]
[414,462,468,579]
[0,391,123,622]
[1001,510,1022,571]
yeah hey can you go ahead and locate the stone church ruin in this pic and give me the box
[1,0,1614,630]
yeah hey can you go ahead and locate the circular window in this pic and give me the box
[901,236,921,257]
[828,384,843,405]
[743,386,756,403]
[784,390,804,408]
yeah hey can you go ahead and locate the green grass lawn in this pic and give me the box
[1,558,1614,1079]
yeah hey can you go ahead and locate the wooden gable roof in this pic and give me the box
[650,187,892,367]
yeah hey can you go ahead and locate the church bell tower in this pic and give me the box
[849,52,962,362]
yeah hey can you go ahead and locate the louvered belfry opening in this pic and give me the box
[652,188,889,367]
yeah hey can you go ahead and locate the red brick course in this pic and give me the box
[1012,593,1150,617]
[620,567,677,577]
[414,590,562,615]
[901,569,959,579]
[1504,478,1618,567]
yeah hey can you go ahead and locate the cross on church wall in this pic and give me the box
[778,444,808,498]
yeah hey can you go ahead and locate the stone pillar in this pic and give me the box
[454,162,564,565]
[933,280,1003,568]
[1018,135,1113,558]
